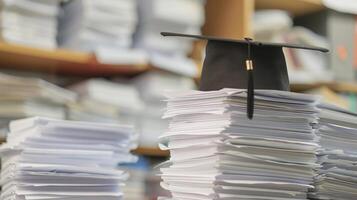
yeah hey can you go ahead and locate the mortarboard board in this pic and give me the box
[161,32,329,119]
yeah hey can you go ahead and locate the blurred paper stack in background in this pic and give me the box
[0,0,60,49]
[134,71,196,148]
[134,0,205,77]
[253,10,332,84]
[122,167,147,200]
[57,0,138,52]
[310,104,357,199]
[0,73,76,139]
[69,79,144,126]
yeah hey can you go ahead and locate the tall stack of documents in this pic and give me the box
[0,73,76,138]
[0,0,59,49]
[0,117,137,200]
[159,89,320,200]
[58,0,138,52]
[309,104,357,200]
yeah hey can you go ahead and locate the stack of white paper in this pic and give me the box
[0,72,76,118]
[309,104,357,200]
[0,117,137,200]
[0,0,60,49]
[68,79,144,125]
[159,88,320,200]
[134,0,205,77]
[57,0,138,52]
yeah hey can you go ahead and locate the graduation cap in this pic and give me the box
[161,32,329,119]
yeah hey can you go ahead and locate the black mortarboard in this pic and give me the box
[161,32,329,119]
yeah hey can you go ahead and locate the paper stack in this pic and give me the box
[0,73,76,117]
[68,79,143,125]
[121,168,147,200]
[0,72,76,138]
[0,117,137,200]
[134,72,196,148]
[134,0,205,77]
[309,104,357,200]
[159,89,320,200]
[57,0,138,52]
[253,10,331,84]
[135,0,204,54]
[0,0,59,49]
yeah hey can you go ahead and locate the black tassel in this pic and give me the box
[244,37,254,120]
[247,69,254,119]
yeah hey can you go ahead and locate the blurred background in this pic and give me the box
[0,0,356,199]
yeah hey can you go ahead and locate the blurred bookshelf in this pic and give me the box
[6,40,357,96]
[0,0,329,78]
[0,42,148,77]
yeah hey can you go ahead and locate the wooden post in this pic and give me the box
[203,0,254,39]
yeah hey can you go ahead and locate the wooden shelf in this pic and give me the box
[0,136,168,157]
[0,42,148,76]
[255,0,325,16]
[291,82,357,93]
[132,147,169,157]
